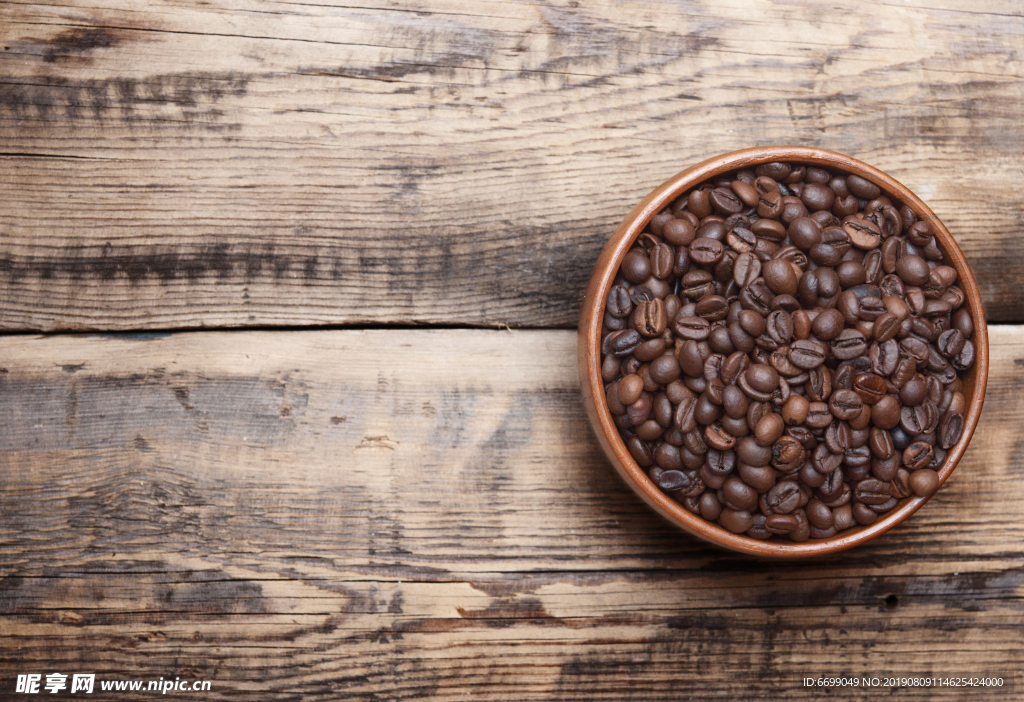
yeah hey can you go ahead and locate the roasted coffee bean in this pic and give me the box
[633,299,667,337]
[673,315,711,341]
[607,286,633,318]
[902,441,934,470]
[870,395,901,430]
[649,354,681,385]
[789,339,826,369]
[781,395,810,425]
[732,252,761,287]
[764,480,801,514]
[754,413,785,447]
[828,389,864,421]
[938,411,964,450]
[806,499,833,529]
[621,250,652,283]
[869,427,895,459]
[852,502,877,525]
[831,329,868,361]
[909,468,939,497]
[705,422,736,450]
[607,329,642,358]
[771,435,806,473]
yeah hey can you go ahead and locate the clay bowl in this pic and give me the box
[578,146,989,558]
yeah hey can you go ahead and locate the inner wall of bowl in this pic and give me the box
[595,147,986,555]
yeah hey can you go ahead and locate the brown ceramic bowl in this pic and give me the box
[578,146,989,558]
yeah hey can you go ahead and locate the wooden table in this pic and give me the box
[2,1,1023,698]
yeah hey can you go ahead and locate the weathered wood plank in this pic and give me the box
[1,0,1023,330]
[1,327,1022,699]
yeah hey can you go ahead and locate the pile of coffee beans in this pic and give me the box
[601,161,974,541]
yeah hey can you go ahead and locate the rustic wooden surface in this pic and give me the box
[1,0,1024,330]
[2,0,1024,699]
[0,328,1022,699]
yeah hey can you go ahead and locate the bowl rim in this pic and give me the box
[578,145,990,558]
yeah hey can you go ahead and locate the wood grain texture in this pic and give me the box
[1,327,1022,699]
[1,0,1023,331]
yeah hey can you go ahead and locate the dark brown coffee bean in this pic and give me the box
[710,187,744,215]
[852,502,877,525]
[851,478,890,506]
[649,354,681,385]
[618,374,644,406]
[789,339,826,369]
[804,401,830,429]
[852,372,887,405]
[801,182,835,211]
[745,364,780,394]
[719,509,754,534]
[938,411,964,450]
[806,499,833,529]
[606,286,633,318]
[895,253,930,286]
[846,174,881,200]
[695,295,730,321]
[936,329,965,358]
[828,389,864,421]
[951,340,975,371]
[632,299,667,337]
[607,329,642,358]
[811,308,845,341]
[779,395,809,425]
[788,217,822,250]
[869,427,895,459]
[871,395,901,429]
[621,250,652,283]
[705,423,736,450]
[673,315,711,341]
[831,329,868,361]
[844,217,881,250]
[627,435,654,466]
[909,468,939,497]
[754,413,785,447]
[721,476,758,512]
[764,480,801,514]
[732,252,761,287]
[771,435,806,473]
[690,237,725,266]
[761,258,799,296]
[664,218,697,247]
[902,441,934,470]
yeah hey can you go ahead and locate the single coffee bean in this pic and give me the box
[754,413,785,447]
[781,395,810,425]
[831,329,868,361]
[633,299,667,337]
[789,339,826,369]
[852,502,877,525]
[909,468,939,497]
[618,374,644,406]
[869,427,895,459]
[733,252,762,287]
[621,250,652,283]
[902,441,935,470]
[762,258,800,296]
[811,308,845,341]
[938,411,964,450]
[746,364,780,394]
[828,389,864,421]
[846,174,881,199]
[871,395,901,430]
